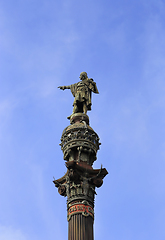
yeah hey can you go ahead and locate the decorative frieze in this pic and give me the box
[67,202,94,221]
[59,121,101,165]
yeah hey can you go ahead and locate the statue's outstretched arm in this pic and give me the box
[58,85,70,90]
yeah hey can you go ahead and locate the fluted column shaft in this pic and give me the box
[68,214,93,240]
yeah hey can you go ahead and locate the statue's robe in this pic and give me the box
[69,79,99,111]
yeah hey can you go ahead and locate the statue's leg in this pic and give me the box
[67,104,78,119]
[73,104,78,114]
[83,103,87,115]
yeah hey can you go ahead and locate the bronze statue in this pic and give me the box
[58,72,99,116]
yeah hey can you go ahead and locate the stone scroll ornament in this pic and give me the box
[58,72,99,118]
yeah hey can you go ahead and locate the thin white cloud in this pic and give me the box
[142,15,165,108]
[0,98,17,134]
[0,225,27,240]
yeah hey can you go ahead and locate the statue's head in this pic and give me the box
[79,72,88,80]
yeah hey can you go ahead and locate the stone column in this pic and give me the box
[53,113,108,240]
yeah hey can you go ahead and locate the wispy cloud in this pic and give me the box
[0,225,27,240]
[0,98,17,137]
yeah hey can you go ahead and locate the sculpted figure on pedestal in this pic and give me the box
[58,72,99,117]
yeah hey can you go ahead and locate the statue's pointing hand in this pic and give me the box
[58,86,66,90]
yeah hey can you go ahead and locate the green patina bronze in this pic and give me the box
[58,72,99,116]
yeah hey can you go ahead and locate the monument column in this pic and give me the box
[53,72,108,240]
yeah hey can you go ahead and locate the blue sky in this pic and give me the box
[0,0,165,239]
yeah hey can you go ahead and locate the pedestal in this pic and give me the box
[53,113,108,240]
